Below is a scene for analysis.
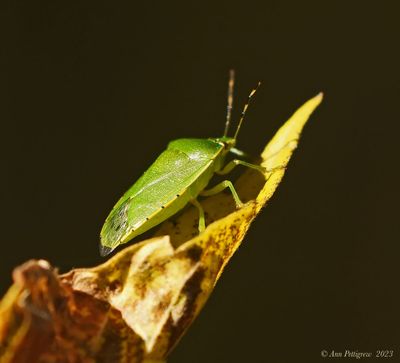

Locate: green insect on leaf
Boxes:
[100,72,296,256]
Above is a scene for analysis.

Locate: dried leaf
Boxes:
[0,93,323,362]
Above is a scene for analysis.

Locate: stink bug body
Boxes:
[100,71,265,256]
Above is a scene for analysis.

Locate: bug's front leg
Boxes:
[216,159,266,175]
[218,159,287,176]
[200,180,243,208]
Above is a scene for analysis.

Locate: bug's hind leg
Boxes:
[190,199,205,232]
[200,180,244,208]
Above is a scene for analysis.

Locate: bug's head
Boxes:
[212,136,236,150]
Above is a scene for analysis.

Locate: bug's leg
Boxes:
[200,180,244,208]
[230,138,299,166]
[190,199,205,232]
[216,159,266,175]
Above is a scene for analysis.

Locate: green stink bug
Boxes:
[100,71,266,256]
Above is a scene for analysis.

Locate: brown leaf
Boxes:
[0,94,322,362]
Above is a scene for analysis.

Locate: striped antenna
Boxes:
[223,69,235,137]
[233,81,261,140]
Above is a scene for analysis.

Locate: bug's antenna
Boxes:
[233,81,261,140]
[223,69,235,137]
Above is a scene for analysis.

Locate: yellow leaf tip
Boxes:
[304,92,324,111]
[315,91,324,102]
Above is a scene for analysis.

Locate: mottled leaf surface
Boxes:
[0,94,322,363]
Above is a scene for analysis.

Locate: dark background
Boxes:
[1,1,399,362]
